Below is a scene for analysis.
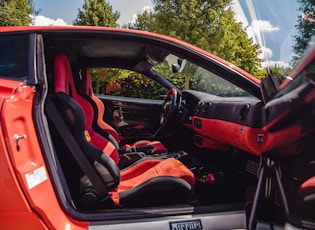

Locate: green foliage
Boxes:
[119,73,162,99]
[129,0,263,79]
[270,66,293,84]
[0,0,38,26]
[152,60,185,88]
[74,0,120,94]
[73,0,120,27]
[90,68,163,99]
[292,0,315,64]
[89,68,121,94]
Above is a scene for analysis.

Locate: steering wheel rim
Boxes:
[160,88,178,126]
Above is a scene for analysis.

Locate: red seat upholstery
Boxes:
[118,157,195,206]
[298,176,315,199]
[79,68,120,143]
[297,176,315,219]
[79,68,168,154]
[54,54,120,163]
[51,54,195,207]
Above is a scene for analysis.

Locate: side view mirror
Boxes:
[260,70,279,104]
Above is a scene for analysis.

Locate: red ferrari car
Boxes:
[0,26,314,229]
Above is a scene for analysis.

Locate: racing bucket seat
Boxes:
[48,54,195,208]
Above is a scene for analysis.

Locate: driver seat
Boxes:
[78,67,168,154]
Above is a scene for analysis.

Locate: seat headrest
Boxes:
[54,54,76,96]
[81,68,93,97]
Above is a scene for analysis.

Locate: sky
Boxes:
[34,0,152,26]
[33,0,301,67]
[238,0,300,66]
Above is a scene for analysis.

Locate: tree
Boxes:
[73,0,120,27]
[270,66,293,84]
[0,0,38,26]
[292,0,315,64]
[129,0,265,83]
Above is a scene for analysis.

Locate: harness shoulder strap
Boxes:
[44,96,114,205]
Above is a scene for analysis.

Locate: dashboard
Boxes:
[180,82,315,157]
[181,90,264,155]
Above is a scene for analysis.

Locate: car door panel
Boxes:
[0,81,84,229]
[98,95,164,140]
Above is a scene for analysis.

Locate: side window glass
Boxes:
[90,68,165,99]
[0,35,29,79]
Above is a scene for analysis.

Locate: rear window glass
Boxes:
[0,35,29,79]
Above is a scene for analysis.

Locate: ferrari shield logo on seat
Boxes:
[84,130,91,142]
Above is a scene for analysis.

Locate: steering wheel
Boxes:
[160,88,178,126]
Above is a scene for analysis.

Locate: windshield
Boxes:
[235,1,315,98]
[236,1,299,70]
[152,1,312,99]
[153,54,250,97]
[275,56,315,98]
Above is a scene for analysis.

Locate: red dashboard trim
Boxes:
[192,117,264,156]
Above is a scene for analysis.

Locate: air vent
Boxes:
[203,101,212,113]
[240,104,250,120]
[194,118,202,129]
[194,102,204,113]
